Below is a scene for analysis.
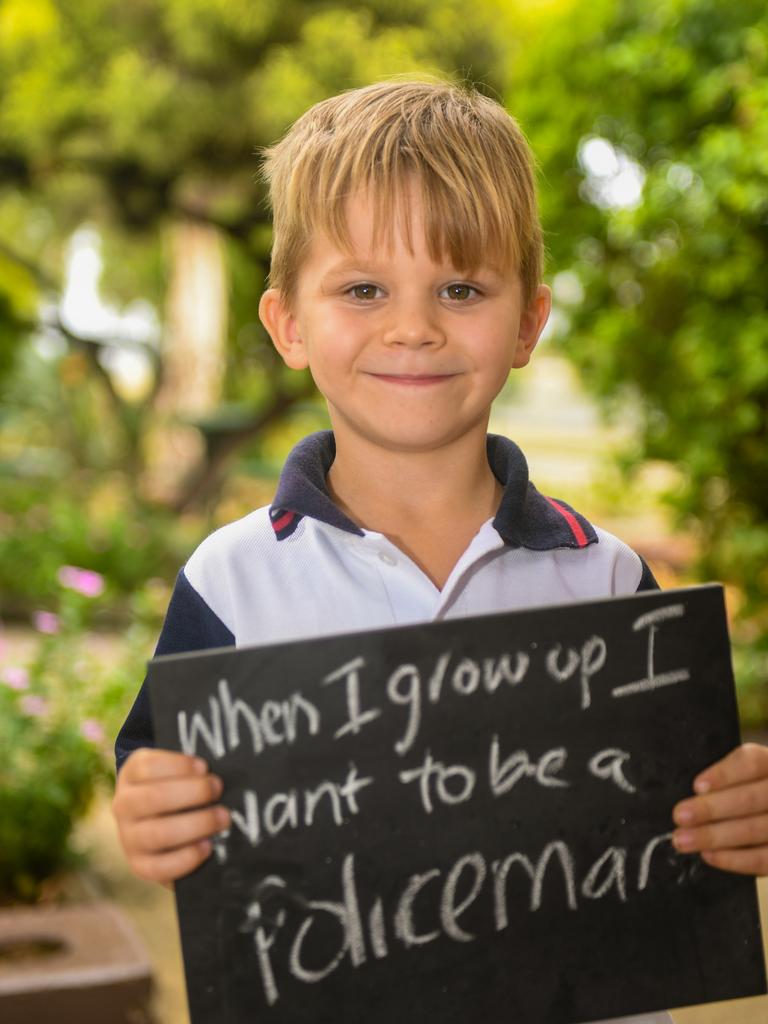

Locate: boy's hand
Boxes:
[112,748,231,885]
[672,742,768,876]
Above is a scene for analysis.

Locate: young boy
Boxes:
[113,78,768,1023]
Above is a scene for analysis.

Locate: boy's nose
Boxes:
[382,300,447,348]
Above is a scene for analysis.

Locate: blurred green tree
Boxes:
[0,0,516,513]
[508,0,768,672]
[2,0,767,685]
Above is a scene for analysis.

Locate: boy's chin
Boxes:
[331,420,489,457]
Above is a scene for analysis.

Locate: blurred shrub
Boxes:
[0,567,160,903]
[0,470,199,618]
[734,644,768,733]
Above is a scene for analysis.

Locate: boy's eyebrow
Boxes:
[322,258,504,280]
[322,258,386,276]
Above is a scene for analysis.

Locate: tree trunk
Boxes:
[143,219,228,504]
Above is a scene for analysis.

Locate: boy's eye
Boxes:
[348,283,382,301]
[442,283,477,301]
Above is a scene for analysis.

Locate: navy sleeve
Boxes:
[114,569,235,772]
[636,555,660,592]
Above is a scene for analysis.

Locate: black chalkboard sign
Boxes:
[148,584,767,1024]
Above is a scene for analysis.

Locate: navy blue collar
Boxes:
[269,430,597,551]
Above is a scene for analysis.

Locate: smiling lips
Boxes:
[366,372,460,386]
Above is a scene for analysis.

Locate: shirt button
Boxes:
[378,550,397,566]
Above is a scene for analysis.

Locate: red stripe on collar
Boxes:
[270,510,297,534]
[544,496,589,548]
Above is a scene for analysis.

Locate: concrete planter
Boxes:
[0,901,152,1024]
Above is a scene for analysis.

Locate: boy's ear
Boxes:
[512,284,552,368]
[258,288,309,370]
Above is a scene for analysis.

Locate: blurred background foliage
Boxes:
[0,0,766,721]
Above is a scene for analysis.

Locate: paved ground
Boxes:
[75,800,188,1024]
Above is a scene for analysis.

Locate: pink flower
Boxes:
[32,610,60,634]
[1,666,30,690]
[57,565,105,598]
[20,694,49,717]
[80,718,105,743]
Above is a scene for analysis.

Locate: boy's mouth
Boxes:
[365,372,460,386]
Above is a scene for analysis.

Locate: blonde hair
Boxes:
[258,76,544,309]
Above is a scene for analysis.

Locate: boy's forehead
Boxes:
[338,186,419,254]
[308,190,507,278]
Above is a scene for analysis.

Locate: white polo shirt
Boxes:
[116,431,671,1024]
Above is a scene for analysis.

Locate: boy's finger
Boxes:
[131,840,214,884]
[701,847,768,877]
[120,748,208,783]
[693,742,768,794]
[128,805,231,854]
[673,813,768,855]
[674,778,768,826]
[115,773,223,819]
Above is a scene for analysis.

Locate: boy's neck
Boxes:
[326,427,503,588]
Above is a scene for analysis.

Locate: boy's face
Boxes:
[259,186,551,458]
